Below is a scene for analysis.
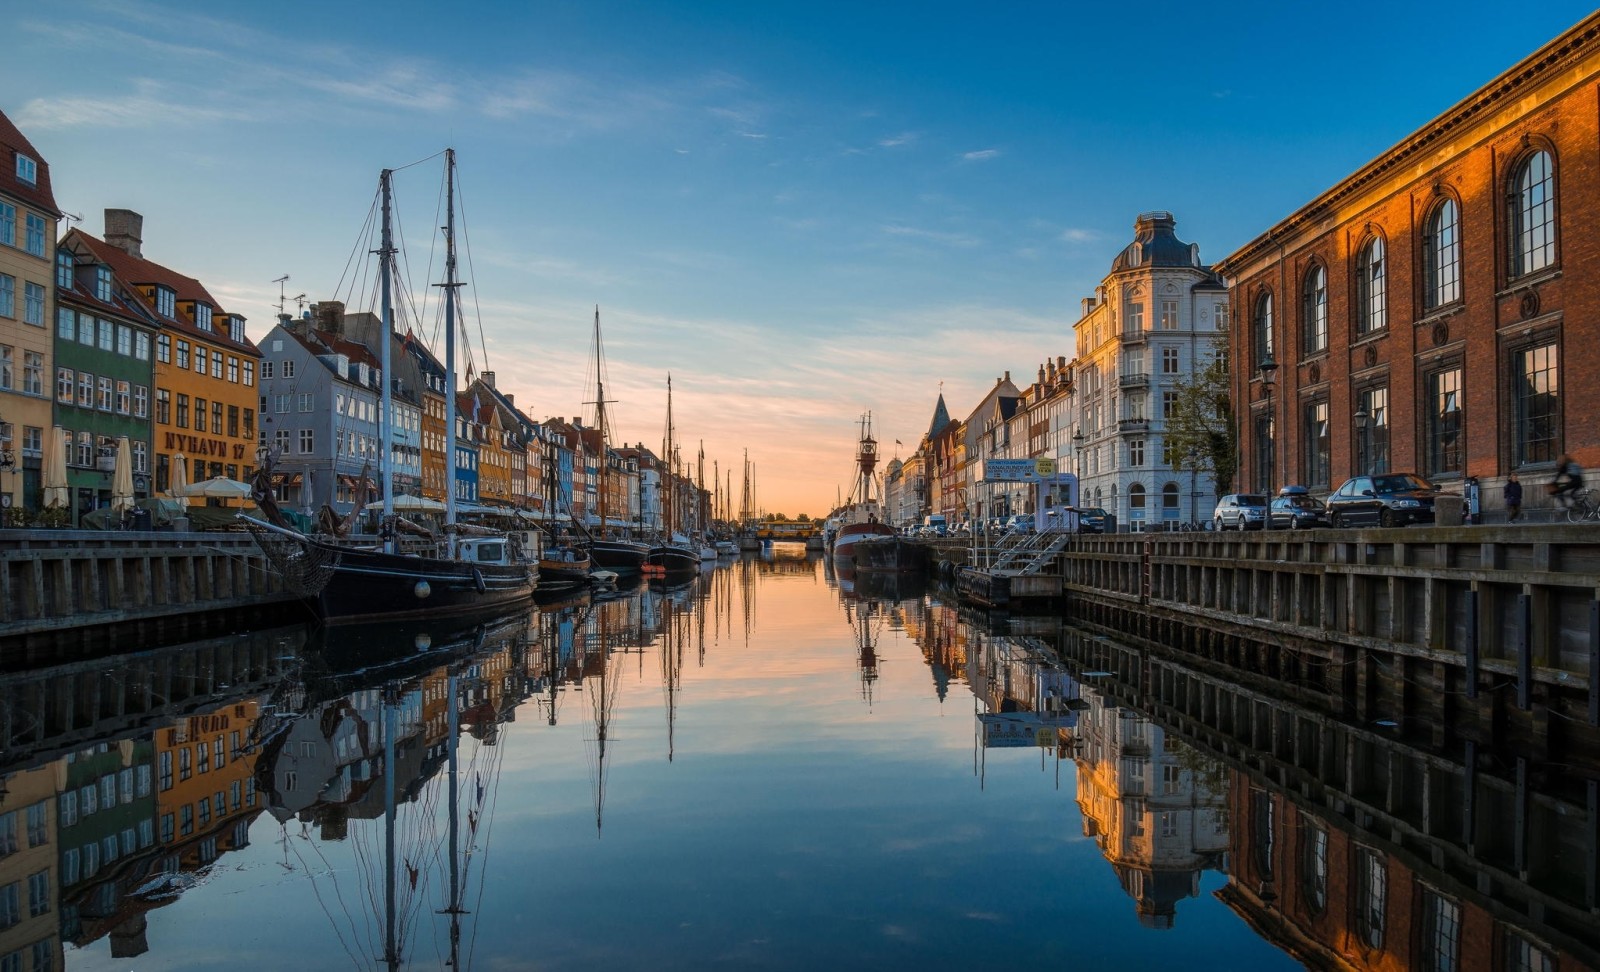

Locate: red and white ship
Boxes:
[828,412,895,563]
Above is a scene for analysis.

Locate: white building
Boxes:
[1067,213,1227,531]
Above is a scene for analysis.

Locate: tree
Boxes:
[1164,338,1237,496]
[796,513,810,522]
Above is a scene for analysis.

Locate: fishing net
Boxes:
[243,521,340,597]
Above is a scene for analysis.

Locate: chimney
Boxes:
[315,301,345,337]
[504,393,514,406]
[104,209,144,258]
[1003,370,1010,383]
[483,371,495,388]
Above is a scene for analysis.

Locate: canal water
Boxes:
[3,547,1594,970]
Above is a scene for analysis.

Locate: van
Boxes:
[922,514,947,536]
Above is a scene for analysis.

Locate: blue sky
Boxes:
[5,0,1595,514]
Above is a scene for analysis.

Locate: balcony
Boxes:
[1120,329,1147,345]
[1118,418,1150,434]
[1118,372,1149,389]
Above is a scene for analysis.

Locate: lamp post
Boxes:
[1259,354,1278,528]
[1354,405,1370,477]
[0,448,13,528]
[1072,430,1086,509]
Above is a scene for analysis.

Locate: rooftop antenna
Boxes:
[272,275,290,315]
[61,211,83,228]
[293,293,308,313]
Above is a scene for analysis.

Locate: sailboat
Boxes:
[829,412,895,564]
[245,152,537,622]
[647,376,700,577]
[582,308,650,577]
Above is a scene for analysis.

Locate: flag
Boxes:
[895,439,903,445]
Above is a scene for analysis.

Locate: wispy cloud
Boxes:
[880,224,981,248]
[16,80,255,130]
[960,148,1001,162]
[1059,228,1099,243]
[878,132,919,148]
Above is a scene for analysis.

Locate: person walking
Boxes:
[1505,473,1523,522]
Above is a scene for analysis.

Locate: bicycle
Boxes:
[1564,488,1600,523]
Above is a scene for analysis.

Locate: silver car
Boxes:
[1212,493,1269,530]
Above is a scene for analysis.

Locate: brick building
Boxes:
[1217,13,1600,513]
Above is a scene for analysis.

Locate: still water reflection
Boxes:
[1,551,1593,970]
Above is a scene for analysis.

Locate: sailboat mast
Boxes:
[594,308,608,537]
[442,149,461,556]
[378,169,397,552]
[383,691,399,970]
[444,667,464,959]
[663,375,674,539]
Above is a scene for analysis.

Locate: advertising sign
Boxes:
[980,459,1038,483]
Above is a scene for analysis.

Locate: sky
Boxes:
[4,0,1596,516]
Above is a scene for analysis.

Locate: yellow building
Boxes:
[78,212,260,495]
[0,763,63,972]
[153,701,263,869]
[0,110,60,516]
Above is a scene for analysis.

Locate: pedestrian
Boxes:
[1505,473,1522,522]
[1551,454,1583,509]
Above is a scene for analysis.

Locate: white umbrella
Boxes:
[180,476,254,500]
[168,451,190,508]
[41,426,69,509]
[364,494,447,513]
[111,436,135,514]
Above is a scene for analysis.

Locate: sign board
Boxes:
[1035,458,1055,476]
[980,459,1038,483]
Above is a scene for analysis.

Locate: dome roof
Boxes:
[1110,212,1201,273]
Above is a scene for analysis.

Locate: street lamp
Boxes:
[1072,430,1086,508]
[1259,354,1278,528]
[1354,405,1370,477]
[0,448,12,528]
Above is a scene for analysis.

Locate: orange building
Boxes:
[153,701,263,869]
[78,212,260,494]
[401,331,449,502]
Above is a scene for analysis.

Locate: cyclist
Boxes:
[1551,454,1583,509]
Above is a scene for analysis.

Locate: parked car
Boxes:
[1074,507,1108,534]
[1212,494,1269,530]
[1326,473,1438,527]
[1269,492,1331,529]
[1005,513,1035,534]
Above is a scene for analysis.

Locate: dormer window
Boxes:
[55,249,73,290]
[15,155,36,186]
[194,302,213,331]
[94,267,112,303]
[155,286,176,318]
[228,315,245,342]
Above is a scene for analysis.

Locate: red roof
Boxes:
[75,233,259,356]
[0,108,59,216]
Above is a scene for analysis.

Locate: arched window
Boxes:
[1510,150,1556,278]
[1423,199,1460,309]
[1300,819,1328,914]
[1129,483,1145,508]
[1253,292,1274,366]
[1161,482,1180,520]
[1356,237,1386,334]
[1301,264,1327,354]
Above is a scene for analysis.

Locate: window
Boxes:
[1355,847,1387,949]
[77,312,93,345]
[282,359,296,379]
[94,266,112,302]
[194,302,213,331]
[26,870,47,917]
[56,368,72,404]
[197,741,210,774]
[97,376,113,412]
[1419,889,1460,972]
[0,883,17,929]
[1161,482,1179,517]
[261,360,275,380]
[155,286,175,318]
[98,319,112,351]
[156,388,170,424]
[229,315,245,341]
[77,372,91,407]
[194,398,206,433]
[275,429,290,455]
[24,214,45,257]
[157,334,171,363]
[22,353,41,396]
[274,394,290,414]
[1161,347,1179,374]
[1301,264,1327,353]
[135,385,148,418]
[1513,342,1559,466]
[211,350,223,378]
[20,427,39,458]
[1426,367,1462,478]
[212,401,222,433]
[136,331,150,360]
[160,814,173,843]
[1254,412,1274,493]
[56,306,73,340]
[1159,300,1179,330]
[192,344,206,373]
[176,340,190,370]
[1356,237,1386,334]
[159,751,173,790]
[1357,386,1389,474]
[0,274,11,317]
[243,408,254,437]
[0,203,11,246]
[55,247,73,288]
[1125,298,1144,335]
[1422,199,1461,309]
[15,154,36,185]
[227,405,239,437]
[1303,400,1330,487]
[243,360,254,386]
[180,804,194,836]
[75,432,92,468]
[115,381,130,414]
[1253,292,1273,365]
[298,392,314,412]
[1129,439,1145,467]
[116,324,131,356]
[0,346,10,390]
[227,356,239,383]
[1299,819,1328,913]
[299,429,315,454]
[1162,390,1177,419]
[1510,150,1556,277]
[0,813,12,856]
[1505,933,1557,972]
[179,747,192,781]
[134,440,147,473]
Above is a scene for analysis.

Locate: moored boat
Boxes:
[851,535,928,573]
[830,412,895,562]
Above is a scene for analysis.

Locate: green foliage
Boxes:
[1163,338,1237,496]
[796,513,810,522]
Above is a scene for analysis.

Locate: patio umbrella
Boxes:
[180,476,254,500]
[111,436,135,514]
[41,426,69,509]
[364,494,447,513]
[168,451,190,507]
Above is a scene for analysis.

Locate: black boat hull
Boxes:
[589,539,650,576]
[851,537,929,573]
[315,543,536,624]
[646,545,700,576]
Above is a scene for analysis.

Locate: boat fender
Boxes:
[414,580,432,599]
[472,567,487,594]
